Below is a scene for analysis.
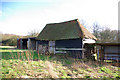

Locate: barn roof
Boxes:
[36,19,97,40]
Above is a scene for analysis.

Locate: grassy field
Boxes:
[1,46,120,79]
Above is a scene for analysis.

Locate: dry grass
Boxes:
[2,57,120,78]
[1,47,120,78]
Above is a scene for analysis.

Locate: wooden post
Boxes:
[36,41,38,51]
[28,38,30,49]
[82,50,85,59]
[48,41,55,54]
[100,46,104,61]
[97,49,99,61]
[102,46,105,61]
[17,38,19,49]
[54,41,56,54]
[54,46,55,54]
[20,39,22,49]
[100,46,102,61]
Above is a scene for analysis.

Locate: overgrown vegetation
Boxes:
[1,29,39,46]
[1,34,23,46]
[1,46,120,79]
[92,23,120,43]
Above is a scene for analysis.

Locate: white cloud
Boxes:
[53,0,118,30]
[1,0,119,35]
[39,0,119,30]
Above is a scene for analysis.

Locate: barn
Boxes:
[17,37,36,50]
[36,19,97,58]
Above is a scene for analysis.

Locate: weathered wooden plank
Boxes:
[97,49,99,61]
[104,54,120,57]
[104,53,120,54]
[104,56,120,59]
[55,51,67,53]
[104,57,120,60]
[56,48,85,51]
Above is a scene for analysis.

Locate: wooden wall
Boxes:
[56,38,83,59]
[56,38,82,48]
[37,39,84,58]
[99,45,120,61]
[36,40,49,54]
[103,46,120,61]
[28,38,36,50]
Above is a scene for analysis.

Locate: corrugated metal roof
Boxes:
[36,19,97,40]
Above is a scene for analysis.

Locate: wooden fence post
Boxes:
[97,49,99,61]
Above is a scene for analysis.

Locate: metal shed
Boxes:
[96,43,120,61]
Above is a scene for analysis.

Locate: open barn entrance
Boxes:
[17,37,36,50]
[22,39,28,49]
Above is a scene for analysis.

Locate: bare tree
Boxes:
[27,29,39,37]
[92,22,101,42]
[79,19,93,33]
[92,22,119,43]
[99,27,111,42]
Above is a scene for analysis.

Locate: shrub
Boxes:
[2,38,17,46]
[100,67,112,73]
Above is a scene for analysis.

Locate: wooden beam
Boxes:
[56,48,85,51]
[104,57,120,60]
[104,54,120,57]
[55,51,67,53]
[97,49,99,61]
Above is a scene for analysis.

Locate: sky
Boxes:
[0,0,120,36]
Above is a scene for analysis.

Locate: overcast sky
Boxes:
[0,0,119,36]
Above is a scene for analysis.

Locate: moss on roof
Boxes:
[36,19,97,40]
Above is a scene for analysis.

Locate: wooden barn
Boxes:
[36,19,97,58]
[17,37,36,50]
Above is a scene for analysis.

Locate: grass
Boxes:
[1,46,120,78]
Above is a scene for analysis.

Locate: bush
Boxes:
[2,38,17,46]
[100,67,112,73]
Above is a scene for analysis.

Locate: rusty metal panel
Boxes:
[104,46,120,53]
